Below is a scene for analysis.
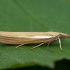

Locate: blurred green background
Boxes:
[0,0,70,69]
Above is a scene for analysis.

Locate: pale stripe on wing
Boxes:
[16,36,54,39]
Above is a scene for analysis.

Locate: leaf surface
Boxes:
[0,0,70,69]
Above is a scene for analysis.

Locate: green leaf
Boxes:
[0,0,70,69]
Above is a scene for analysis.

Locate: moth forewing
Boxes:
[16,35,55,48]
[0,31,70,50]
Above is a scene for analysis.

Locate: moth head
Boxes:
[59,33,70,39]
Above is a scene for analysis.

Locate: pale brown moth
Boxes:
[0,31,70,50]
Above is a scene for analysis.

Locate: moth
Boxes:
[0,31,70,50]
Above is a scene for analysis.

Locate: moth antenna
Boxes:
[31,42,44,50]
[58,38,62,50]
[48,29,53,32]
[16,44,24,48]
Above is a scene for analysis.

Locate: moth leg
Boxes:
[16,44,25,48]
[58,38,62,50]
[31,42,44,50]
[47,41,51,47]
[46,41,51,49]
